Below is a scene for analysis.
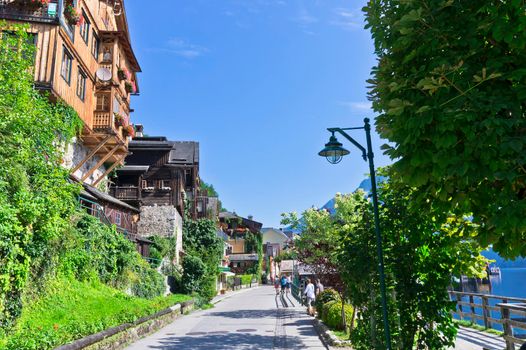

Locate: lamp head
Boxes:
[318,133,350,164]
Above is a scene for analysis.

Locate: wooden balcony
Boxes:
[0,0,59,24]
[92,111,127,140]
[110,186,140,201]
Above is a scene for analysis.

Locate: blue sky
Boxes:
[126,0,393,227]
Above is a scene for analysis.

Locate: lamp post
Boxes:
[318,117,392,350]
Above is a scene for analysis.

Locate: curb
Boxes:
[312,317,353,349]
[53,300,194,350]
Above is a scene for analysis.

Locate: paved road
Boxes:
[125,286,327,350]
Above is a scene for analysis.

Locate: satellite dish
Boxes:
[96,67,112,82]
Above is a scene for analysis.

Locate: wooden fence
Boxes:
[449,290,526,349]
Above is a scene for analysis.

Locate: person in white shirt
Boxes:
[303,278,315,316]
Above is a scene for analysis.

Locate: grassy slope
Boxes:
[0,278,191,350]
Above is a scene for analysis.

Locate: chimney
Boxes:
[135,124,144,137]
[248,215,253,220]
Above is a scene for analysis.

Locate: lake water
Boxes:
[489,268,526,298]
[453,268,526,333]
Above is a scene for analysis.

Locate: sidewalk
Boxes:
[450,326,507,350]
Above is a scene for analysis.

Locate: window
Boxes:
[114,212,121,226]
[60,47,72,84]
[95,93,110,111]
[79,11,90,44]
[91,31,99,59]
[76,68,86,101]
[113,96,120,114]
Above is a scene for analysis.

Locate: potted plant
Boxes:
[117,69,126,81]
[16,0,50,9]
[64,0,80,26]
[114,113,125,127]
[123,124,135,138]
[124,81,133,94]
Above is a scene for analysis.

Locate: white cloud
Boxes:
[149,38,209,59]
[339,101,372,111]
[330,7,362,30]
[294,8,318,25]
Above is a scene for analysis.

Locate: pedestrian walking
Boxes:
[274,275,280,295]
[303,278,315,316]
[315,279,324,297]
[280,275,287,295]
[286,275,292,295]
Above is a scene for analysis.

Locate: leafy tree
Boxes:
[281,209,348,329]
[181,218,223,303]
[364,1,526,257]
[200,181,219,197]
[335,176,486,349]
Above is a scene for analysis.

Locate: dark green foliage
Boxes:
[285,170,487,349]
[131,262,166,299]
[322,301,353,331]
[274,250,297,263]
[181,255,207,294]
[200,181,219,197]
[315,289,341,316]
[244,231,263,278]
[364,1,526,257]
[147,236,176,268]
[180,218,224,304]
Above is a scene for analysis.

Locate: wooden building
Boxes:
[219,212,263,274]
[109,135,205,264]
[79,182,152,257]
[109,136,199,217]
[0,0,141,186]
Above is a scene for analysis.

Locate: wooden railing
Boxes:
[0,0,59,23]
[110,186,139,201]
[93,111,125,140]
[449,291,526,349]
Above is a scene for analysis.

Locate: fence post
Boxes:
[457,294,463,321]
[500,304,515,350]
[470,295,476,324]
[482,296,491,329]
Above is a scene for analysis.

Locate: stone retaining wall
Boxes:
[54,300,194,350]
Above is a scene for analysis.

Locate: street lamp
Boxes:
[318,117,392,350]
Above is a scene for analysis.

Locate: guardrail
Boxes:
[449,290,526,349]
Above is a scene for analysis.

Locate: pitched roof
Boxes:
[83,183,140,213]
[168,141,199,165]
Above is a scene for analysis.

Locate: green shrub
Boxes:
[315,288,341,316]
[238,274,253,286]
[180,255,207,294]
[323,301,353,330]
[130,259,166,299]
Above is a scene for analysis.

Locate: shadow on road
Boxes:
[146,332,311,350]
[208,309,277,319]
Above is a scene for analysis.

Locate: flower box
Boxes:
[124,82,133,94]
[64,0,80,26]
[117,69,126,81]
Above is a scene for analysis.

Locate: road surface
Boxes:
[125,286,327,350]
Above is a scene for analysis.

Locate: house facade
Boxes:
[109,134,204,264]
[0,0,140,187]
[219,212,263,274]
[261,227,291,279]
